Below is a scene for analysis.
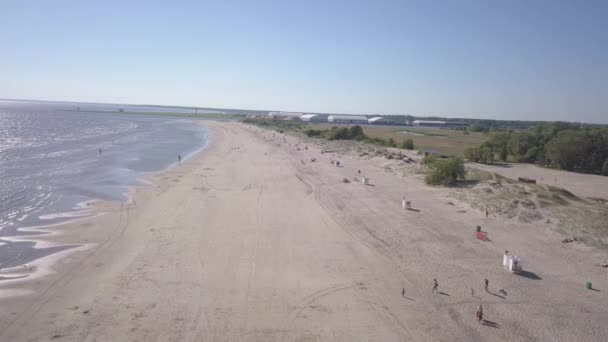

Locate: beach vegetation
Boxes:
[399,138,415,150]
[424,157,466,186]
[466,122,608,175]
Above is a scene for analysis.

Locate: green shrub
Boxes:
[304,129,323,137]
[348,125,366,141]
[424,157,466,186]
[400,138,415,150]
[325,127,350,140]
[421,155,437,165]
[464,147,481,162]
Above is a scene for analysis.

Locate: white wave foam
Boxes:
[39,210,93,220]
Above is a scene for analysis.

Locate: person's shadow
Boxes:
[487,290,506,299]
[481,320,500,328]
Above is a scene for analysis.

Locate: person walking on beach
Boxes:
[402,288,405,297]
[485,208,489,218]
[484,278,489,292]
[476,305,483,322]
[432,279,438,293]
[402,197,407,210]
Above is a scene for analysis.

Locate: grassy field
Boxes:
[307,124,488,156]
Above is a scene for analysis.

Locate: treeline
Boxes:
[242,118,416,149]
[464,122,608,175]
[304,126,415,149]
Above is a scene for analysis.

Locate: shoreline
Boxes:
[0,120,211,285]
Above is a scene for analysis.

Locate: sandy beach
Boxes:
[1,121,607,341]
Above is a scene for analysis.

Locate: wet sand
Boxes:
[0,121,606,341]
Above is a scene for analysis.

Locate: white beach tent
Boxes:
[503,253,522,273]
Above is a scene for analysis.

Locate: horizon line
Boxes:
[1,97,604,126]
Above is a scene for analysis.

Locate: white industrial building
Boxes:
[368,116,384,124]
[413,120,446,127]
[268,111,303,120]
[299,114,317,122]
[327,115,368,124]
[412,120,467,128]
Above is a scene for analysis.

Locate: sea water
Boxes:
[0,100,209,270]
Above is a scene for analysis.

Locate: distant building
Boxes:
[299,114,317,122]
[368,116,384,124]
[412,120,467,128]
[300,114,330,123]
[268,111,303,120]
[445,121,468,128]
[413,120,446,127]
[327,115,368,124]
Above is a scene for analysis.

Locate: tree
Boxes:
[347,125,366,141]
[400,139,414,150]
[425,157,466,186]
[326,127,350,140]
[464,147,481,162]
[499,145,508,161]
[507,132,538,162]
[603,159,608,176]
[479,145,495,164]
[469,123,489,132]
[545,131,587,170]
[486,133,510,161]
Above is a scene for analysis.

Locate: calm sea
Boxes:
[0,100,208,271]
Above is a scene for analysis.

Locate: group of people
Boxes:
[399,278,492,323]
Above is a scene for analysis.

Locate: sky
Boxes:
[1,0,606,123]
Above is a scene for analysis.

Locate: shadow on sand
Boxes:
[406,208,421,212]
[516,270,542,280]
[484,162,512,168]
[487,291,506,299]
[454,180,479,188]
[482,320,501,328]
[438,292,450,296]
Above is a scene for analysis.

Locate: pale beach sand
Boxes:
[0,121,606,341]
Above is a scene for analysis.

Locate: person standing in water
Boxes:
[178,155,182,164]
[98,148,102,155]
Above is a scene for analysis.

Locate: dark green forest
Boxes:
[464,122,608,175]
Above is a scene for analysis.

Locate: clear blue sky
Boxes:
[1,0,606,123]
